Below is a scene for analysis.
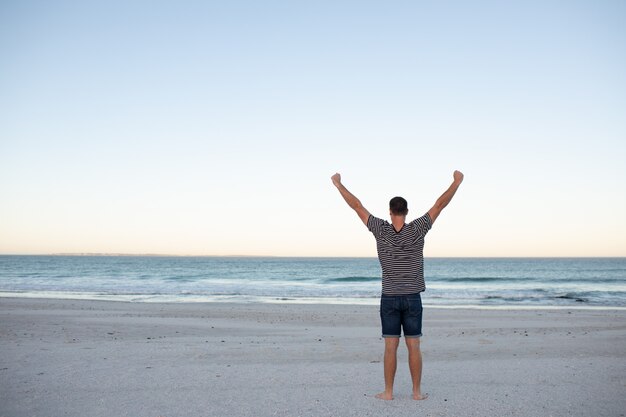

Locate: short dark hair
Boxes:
[389,196,408,215]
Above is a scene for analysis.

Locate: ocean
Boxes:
[0,256,625,309]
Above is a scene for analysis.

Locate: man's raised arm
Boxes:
[427,170,464,225]
[331,173,371,226]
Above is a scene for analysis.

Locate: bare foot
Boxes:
[412,392,429,400]
[375,391,393,400]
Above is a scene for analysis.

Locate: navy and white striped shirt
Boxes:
[367,213,432,295]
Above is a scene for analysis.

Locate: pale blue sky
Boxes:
[1,0,625,256]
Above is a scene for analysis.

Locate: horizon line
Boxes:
[0,253,625,259]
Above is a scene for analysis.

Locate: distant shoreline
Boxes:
[1,293,625,311]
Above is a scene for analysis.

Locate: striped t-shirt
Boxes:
[367,213,432,295]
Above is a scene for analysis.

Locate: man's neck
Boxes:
[390,215,406,232]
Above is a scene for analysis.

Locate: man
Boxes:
[331,170,464,401]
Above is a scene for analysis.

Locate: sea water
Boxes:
[0,256,625,308]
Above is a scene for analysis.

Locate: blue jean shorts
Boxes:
[380,293,423,338]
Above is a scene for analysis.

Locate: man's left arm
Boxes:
[427,170,464,225]
[331,173,370,226]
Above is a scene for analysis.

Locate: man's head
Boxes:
[389,196,408,216]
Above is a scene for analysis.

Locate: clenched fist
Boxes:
[331,173,342,186]
[453,170,464,183]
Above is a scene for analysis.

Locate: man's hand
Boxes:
[453,170,464,184]
[331,173,341,186]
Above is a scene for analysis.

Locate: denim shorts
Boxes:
[380,293,423,338]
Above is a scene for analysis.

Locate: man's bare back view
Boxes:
[331,170,464,400]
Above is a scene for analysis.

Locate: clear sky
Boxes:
[1,0,625,257]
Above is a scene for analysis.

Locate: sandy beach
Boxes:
[1,297,625,417]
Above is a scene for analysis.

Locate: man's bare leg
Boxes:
[406,337,428,400]
[376,337,399,400]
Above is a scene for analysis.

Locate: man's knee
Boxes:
[405,337,421,350]
[384,337,400,352]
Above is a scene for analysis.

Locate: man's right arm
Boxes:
[331,173,371,226]
[427,170,464,225]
